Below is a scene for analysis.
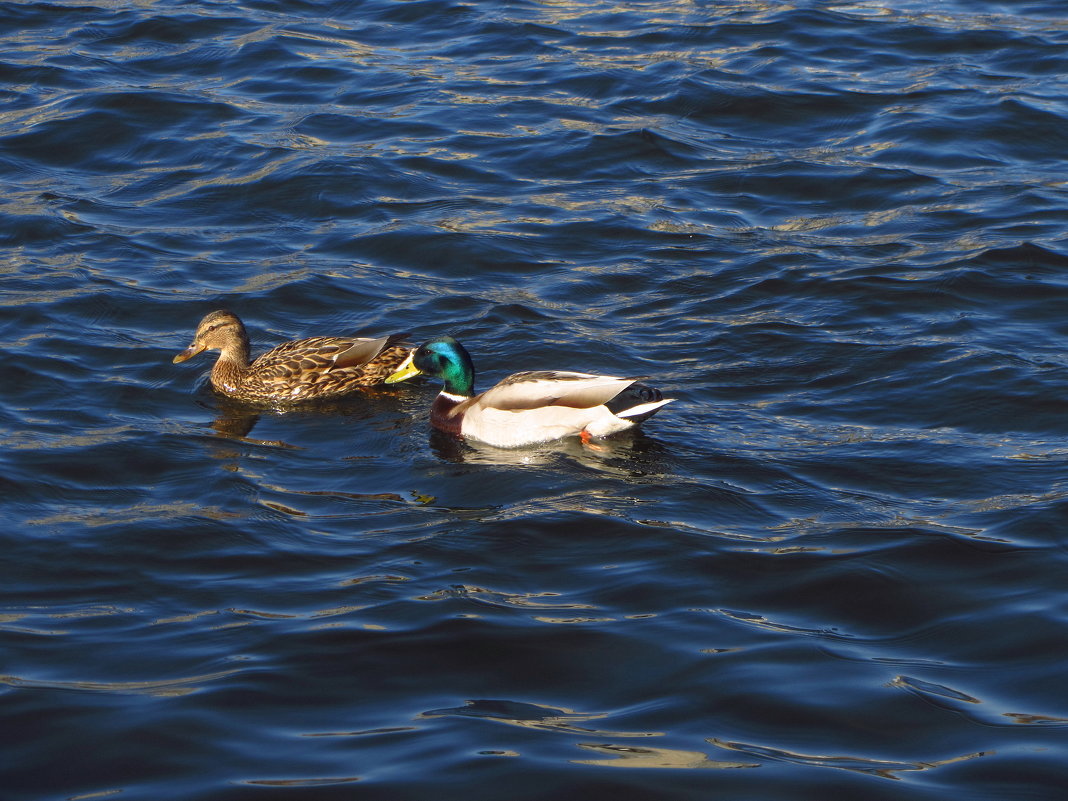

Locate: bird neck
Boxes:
[440,355,474,397]
[211,339,251,390]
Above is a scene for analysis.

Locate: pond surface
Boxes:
[2,1,1067,798]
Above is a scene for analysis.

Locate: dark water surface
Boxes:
[3,1,1068,798]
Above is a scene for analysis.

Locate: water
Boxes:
[2,1,1067,798]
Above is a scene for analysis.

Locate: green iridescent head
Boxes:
[385,335,475,396]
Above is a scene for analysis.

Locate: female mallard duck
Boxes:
[385,335,673,447]
[173,309,411,403]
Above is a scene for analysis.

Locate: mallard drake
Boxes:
[173,309,410,403]
[385,335,673,447]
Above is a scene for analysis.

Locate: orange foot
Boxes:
[580,429,607,451]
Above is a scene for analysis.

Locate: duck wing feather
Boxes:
[476,370,637,412]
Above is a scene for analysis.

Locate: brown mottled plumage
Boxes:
[173,310,410,403]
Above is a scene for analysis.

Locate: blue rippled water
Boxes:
[3,1,1068,798]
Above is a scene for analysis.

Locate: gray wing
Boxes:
[328,336,393,370]
[478,370,636,411]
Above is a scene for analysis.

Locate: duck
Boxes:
[385,335,673,447]
[173,309,411,403]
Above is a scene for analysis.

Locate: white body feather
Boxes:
[456,372,673,448]
[387,343,674,448]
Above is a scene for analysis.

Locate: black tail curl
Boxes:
[604,382,664,416]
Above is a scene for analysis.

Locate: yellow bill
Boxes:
[173,343,206,364]
[384,352,422,384]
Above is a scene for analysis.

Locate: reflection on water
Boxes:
[240,776,362,787]
[203,390,412,444]
[209,405,260,440]
[428,426,676,477]
[708,738,989,781]
[891,676,1068,729]
[4,0,1068,798]
[416,584,597,611]
[419,699,661,738]
[0,669,240,698]
[575,743,759,770]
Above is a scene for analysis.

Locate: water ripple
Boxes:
[3,1,1068,799]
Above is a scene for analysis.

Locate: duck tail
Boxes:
[605,382,674,422]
